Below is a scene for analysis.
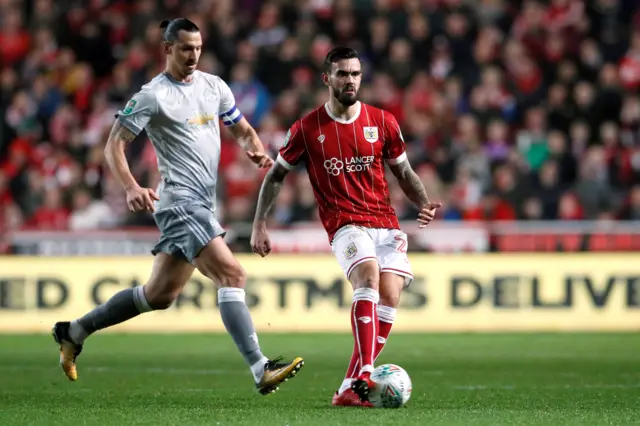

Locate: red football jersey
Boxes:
[277,101,407,242]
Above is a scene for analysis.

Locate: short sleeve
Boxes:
[218,79,244,127]
[276,121,305,170]
[383,112,408,165]
[116,90,157,136]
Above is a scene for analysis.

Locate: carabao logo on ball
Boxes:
[369,364,412,409]
[376,364,402,377]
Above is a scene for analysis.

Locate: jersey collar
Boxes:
[324,101,361,124]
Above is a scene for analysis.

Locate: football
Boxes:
[368,364,412,408]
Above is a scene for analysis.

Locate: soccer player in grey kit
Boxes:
[51,18,304,395]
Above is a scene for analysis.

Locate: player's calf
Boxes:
[143,282,185,310]
[351,273,403,402]
[375,272,404,360]
[66,262,190,343]
[338,343,361,395]
[196,240,267,374]
[53,286,162,381]
[338,272,402,395]
[339,303,397,393]
[333,260,381,399]
[196,237,305,393]
[349,261,380,375]
[375,305,396,359]
[52,254,193,381]
[64,285,154,347]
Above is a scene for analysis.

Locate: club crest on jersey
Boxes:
[204,88,217,102]
[363,126,378,143]
[344,242,357,260]
[318,134,325,143]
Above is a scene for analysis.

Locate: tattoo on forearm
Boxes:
[108,120,136,144]
[255,165,288,222]
[105,120,138,190]
[392,161,430,208]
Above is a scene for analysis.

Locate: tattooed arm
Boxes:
[389,159,442,227]
[104,120,158,212]
[104,120,138,190]
[253,162,289,225]
[389,159,430,208]
[251,162,290,256]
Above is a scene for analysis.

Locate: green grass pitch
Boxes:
[0,333,639,425]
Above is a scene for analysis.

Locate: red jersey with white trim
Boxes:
[277,102,407,242]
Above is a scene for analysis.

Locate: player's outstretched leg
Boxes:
[345,272,406,402]
[52,253,194,381]
[333,301,396,403]
[346,260,380,403]
[195,237,304,395]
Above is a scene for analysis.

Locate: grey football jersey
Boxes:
[116,70,243,212]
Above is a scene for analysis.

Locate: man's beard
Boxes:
[333,86,358,106]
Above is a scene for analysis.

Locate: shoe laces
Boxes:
[265,356,288,369]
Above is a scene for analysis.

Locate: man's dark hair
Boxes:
[324,47,360,72]
[159,18,200,43]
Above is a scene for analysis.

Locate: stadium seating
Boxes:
[0,0,638,245]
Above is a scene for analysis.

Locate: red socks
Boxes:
[341,292,401,391]
[375,305,396,359]
[350,287,379,375]
[343,307,395,378]
[344,343,360,382]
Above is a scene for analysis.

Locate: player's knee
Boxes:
[379,293,400,309]
[353,273,379,290]
[219,266,247,289]
[379,272,406,308]
[351,261,380,290]
[362,274,378,289]
[143,282,181,310]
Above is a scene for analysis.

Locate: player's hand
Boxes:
[251,225,272,257]
[246,151,274,169]
[125,185,159,213]
[417,201,443,228]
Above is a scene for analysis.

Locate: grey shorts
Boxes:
[151,204,226,263]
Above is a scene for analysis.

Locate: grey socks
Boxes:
[69,286,151,344]
[218,287,268,381]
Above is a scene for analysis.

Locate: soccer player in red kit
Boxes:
[251,47,442,407]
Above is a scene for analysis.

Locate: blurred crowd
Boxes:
[0,0,639,237]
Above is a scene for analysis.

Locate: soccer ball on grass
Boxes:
[368,364,412,408]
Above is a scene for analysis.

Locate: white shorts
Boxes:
[331,225,413,287]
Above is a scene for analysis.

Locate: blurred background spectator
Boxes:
[0,0,638,238]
